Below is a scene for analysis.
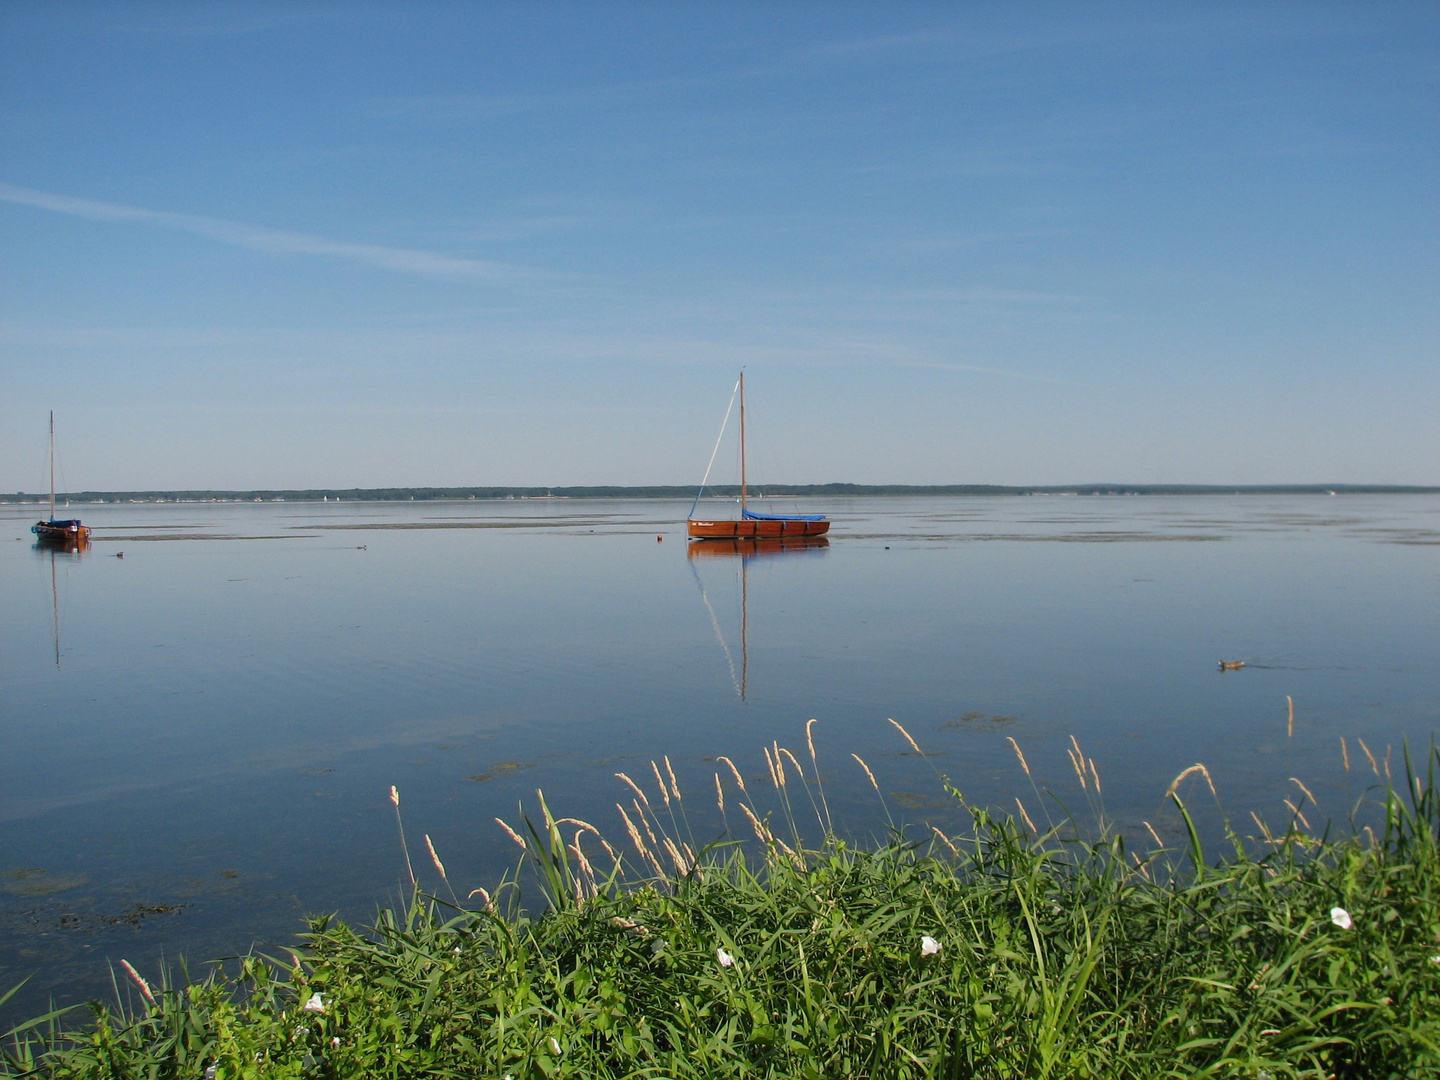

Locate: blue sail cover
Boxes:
[742,508,826,522]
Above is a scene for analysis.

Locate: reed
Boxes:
[5,731,1438,1079]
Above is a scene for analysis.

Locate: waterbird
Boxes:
[1218,660,1245,671]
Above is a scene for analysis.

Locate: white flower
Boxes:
[331,1036,340,1049]
[549,1037,561,1056]
[1430,955,1440,965]
[302,992,325,1013]
[920,935,942,956]
[716,947,735,967]
[1330,907,1353,930]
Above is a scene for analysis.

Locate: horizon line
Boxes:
[5,482,1438,504]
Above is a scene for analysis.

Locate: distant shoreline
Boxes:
[3,483,1438,505]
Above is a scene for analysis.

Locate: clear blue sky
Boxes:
[2,2,1436,490]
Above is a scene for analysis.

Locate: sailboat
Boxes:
[687,373,830,540]
[31,411,91,545]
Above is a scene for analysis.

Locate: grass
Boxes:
[4,729,1438,1079]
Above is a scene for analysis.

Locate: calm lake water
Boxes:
[2,495,1437,1020]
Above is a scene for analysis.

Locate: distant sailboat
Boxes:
[31,411,91,545]
[687,374,830,540]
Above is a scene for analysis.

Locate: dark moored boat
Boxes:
[687,373,830,540]
[31,412,91,545]
[33,518,90,543]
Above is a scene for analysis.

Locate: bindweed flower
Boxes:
[331,1036,340,1049]
[302,992,325,1014]
[920,935,942,956]
[1330,907,1353,930]
[717,947,735,968]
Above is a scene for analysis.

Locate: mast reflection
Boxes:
[687,535,828,699]
[34,538,88,668]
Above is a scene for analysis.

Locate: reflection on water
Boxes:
[686,535,830,559]
[688,535,829,699]
[0,495,1436,1022]
[34,541,88,669]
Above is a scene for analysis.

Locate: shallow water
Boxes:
[2,495,1436,1021]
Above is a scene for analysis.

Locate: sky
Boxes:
[1,2,1436,491]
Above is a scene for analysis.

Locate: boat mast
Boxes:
[737,374,748,512]
[48,410,55,522]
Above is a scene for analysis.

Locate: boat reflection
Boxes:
[687,535,827,700]
[32,536,91,556]
[686,535,829,560]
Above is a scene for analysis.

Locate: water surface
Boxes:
[2,495,1436,1020]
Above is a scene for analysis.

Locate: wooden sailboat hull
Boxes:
[687,517,830,539]
[32,521,91,543]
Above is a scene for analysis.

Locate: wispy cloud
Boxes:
[0,182,540,284]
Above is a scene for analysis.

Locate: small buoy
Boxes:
[657,535,663,542]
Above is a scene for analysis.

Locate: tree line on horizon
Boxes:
[4,483,1437,504]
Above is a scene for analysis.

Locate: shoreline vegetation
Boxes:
[4,729,1437,1079]
[4,484,1439,506]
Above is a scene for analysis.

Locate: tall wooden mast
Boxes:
[737,374,748,512]
[48,410,56,522]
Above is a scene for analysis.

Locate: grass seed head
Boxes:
[851,753,880,793]
[888,718,923,755]
[718,755,746,793]
[495,817,528,851]
[119,959,156,1007]
[1357,738,1379,776]
[616,772,651,808]
[1006,737,1032,778]
[664,755,681,801]
[1165,764,1217,800]
[931,826,962,858]
[1015,798,1038,835]
[650,760,670,806]
[424,834,447,880]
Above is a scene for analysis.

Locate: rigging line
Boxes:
[688,377,742,519]
[687,558,741,699]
